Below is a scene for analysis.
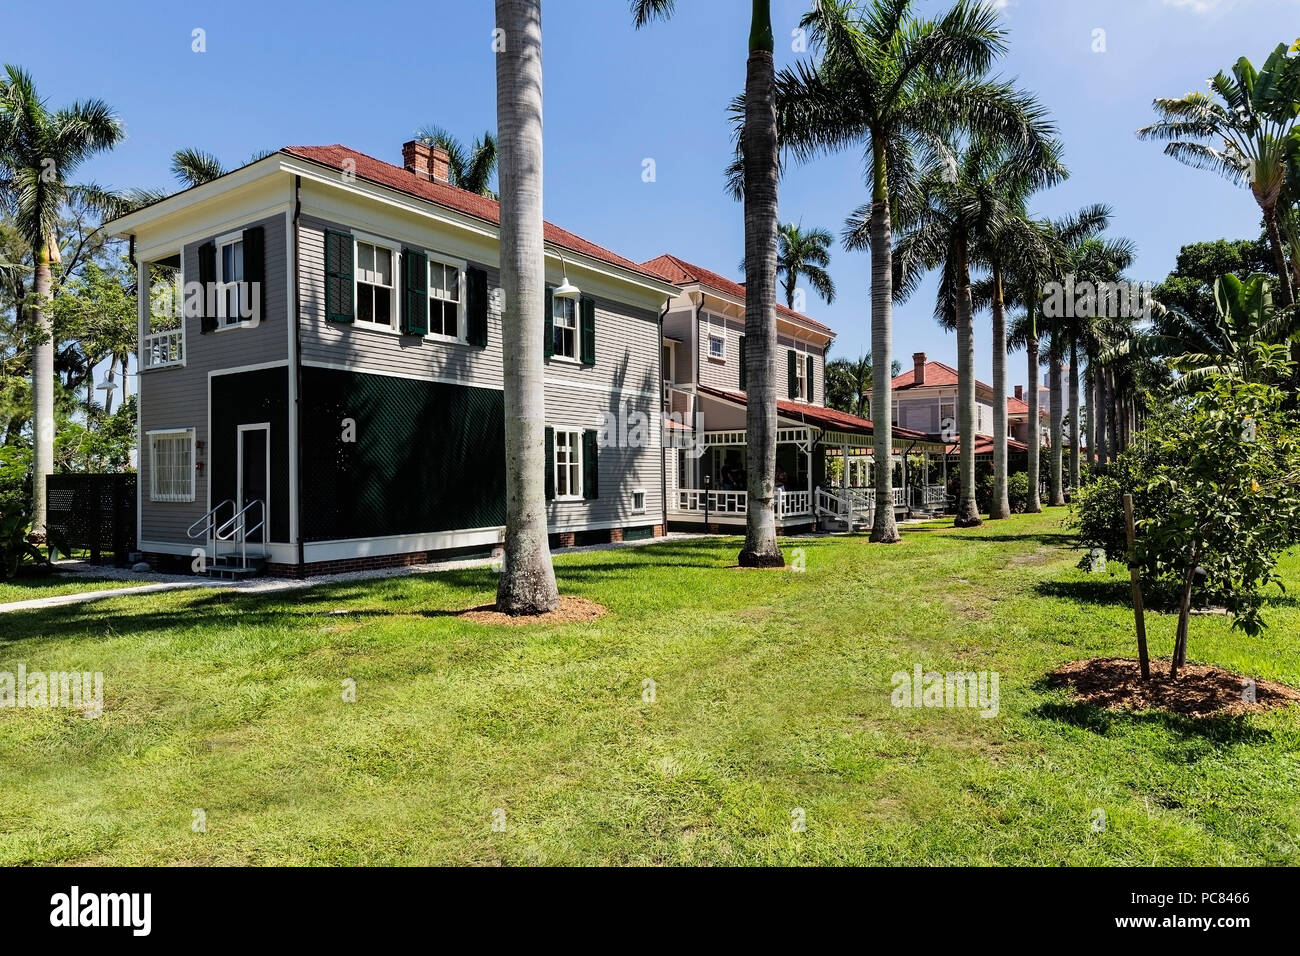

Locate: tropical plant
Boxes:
[634,0,785,566]
[777,0,1046,540]
[775,221,835,308]
[825,353,899,418]
[0,65,124,536]
[413,125,499,197]
[1138,43,1300,307]
[1073,345,1300,677]
[869,126,1056,527]
[0,444,44,578]
[493,0,558,613]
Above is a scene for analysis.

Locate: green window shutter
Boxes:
[787,349,797,399]
[325,230,354,323]
[582,429,599,500]
[806,354,815,403]
[401,248,428,335]
[544,426,555,501]
[242,226,265,323]
[580,295,596,365]
[543,286,554,357]
[738,335,746,391]
[198,242,217,334]
[466,267,488,346]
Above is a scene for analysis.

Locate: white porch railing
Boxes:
[915,483,947,508]
[142,328,184,369]
[672,488,812,520]
[816,485,875,525]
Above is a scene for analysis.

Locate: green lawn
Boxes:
[0,573,142,604]
[1,508,1297,865]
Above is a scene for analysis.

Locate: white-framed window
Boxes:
[939,397,955,423]
[794,350,807,401]
[216,233,245,327]
[552,296,578,359]
[428,254,465,339]
[631,489,646,514]
[554,429,583,500]
[355,237,396,328]
[707,327,726,361]
[148,428,195,502]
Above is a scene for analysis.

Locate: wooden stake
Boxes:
[1123,494,1150,680]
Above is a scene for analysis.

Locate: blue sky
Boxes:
[7,0,1295,388]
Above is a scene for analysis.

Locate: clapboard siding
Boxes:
[297,213,663,540]
[139,212,289,545]
[694,312,825,405]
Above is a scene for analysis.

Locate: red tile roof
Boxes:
[895,359,1030,415]
[892,359,960,389]
[640,253,835,337]
[944,435,1030,456]
[281,145,673,284]
[697,386,932,442]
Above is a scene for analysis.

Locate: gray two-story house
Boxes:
[108,140,678,576]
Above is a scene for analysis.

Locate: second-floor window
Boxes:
[355,240,395,327]
[707,331,725,360]
[217,235,245,326]
[428,257,463,339]
[553,296,577,359]
[795,352,807,401]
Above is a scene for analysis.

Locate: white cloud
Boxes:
[1161,0,1234,14]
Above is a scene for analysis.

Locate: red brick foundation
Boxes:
[608,528,624,543]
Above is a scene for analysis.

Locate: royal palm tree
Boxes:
[635,0,785,566]
[413,125,499,197]
[825,353,899,418]
[494,0,558,613]
[1139,44,1300,307]
[776,221,835,309]
[0,65,123,534]
[866,127,1054,527]
[968,138,1064,518]
[777,0,1046,541]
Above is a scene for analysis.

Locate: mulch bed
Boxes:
[1048,657,1300,718]
[457,595,608,626]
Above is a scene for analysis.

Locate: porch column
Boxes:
[841,444,849,490]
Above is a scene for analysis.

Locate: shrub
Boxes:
[0,446,45,580]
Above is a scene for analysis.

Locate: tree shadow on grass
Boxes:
[1031,697,1276,746]
[1034,578,1133,607]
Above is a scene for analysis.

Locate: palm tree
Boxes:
[969,139,1064,518]
[413,125,498,197]
[129,147,275,206]
[1138,44,1300,307]
[868,129,1054,527]
[825,353,899,418]
[635,0,785,567]
[776,0,1045,541]
[0,65,123,534]
[776,221,835,309]
[494,0,558,613]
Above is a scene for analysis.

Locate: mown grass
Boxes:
[0,508,1296,865]
[0,574,141,604]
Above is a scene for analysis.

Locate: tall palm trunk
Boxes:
[1047,335,1064,506]
[1106,366,1119,459]
[494,0,558,614]
[1025,301,1041,513]
[1095,363,1109,467]
[988,263,1009,519]
[1068,338,1080,491]
[738,0,783,567]
[31,241,55,535]
[954,237,981,527]
[1083,363,1094,469]
[868,139,901,542]
[1262,204,1295,306]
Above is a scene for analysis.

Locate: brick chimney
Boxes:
[1014,385,1023,401]
[912,352,927,386]
[402,140,451,183]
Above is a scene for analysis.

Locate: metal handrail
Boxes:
[214,498,264,570]
[188,499,234,539]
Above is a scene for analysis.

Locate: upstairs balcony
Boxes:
[139,257,184,371]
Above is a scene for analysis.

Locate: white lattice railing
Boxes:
[142,329,184,369]
[778,490,811,517]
